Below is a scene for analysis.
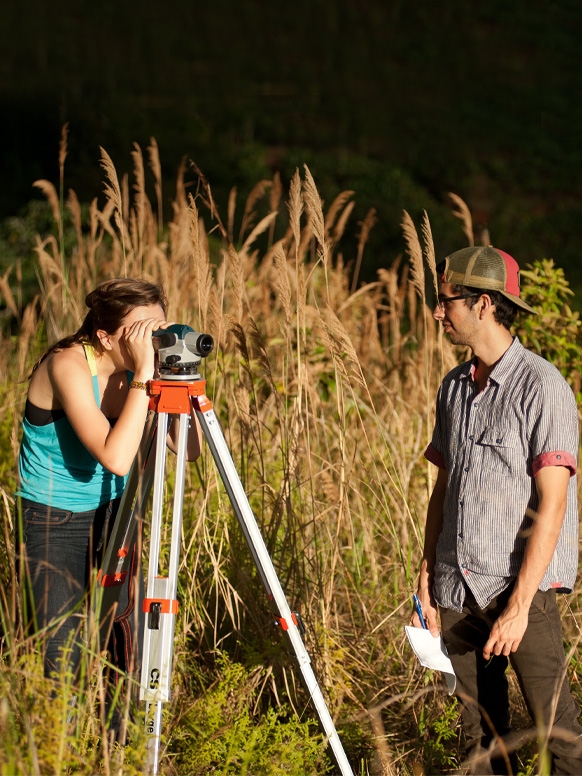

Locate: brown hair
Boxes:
[32,278,167,372]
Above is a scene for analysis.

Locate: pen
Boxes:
[412,593,428,629]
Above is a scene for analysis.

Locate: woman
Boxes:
[16,277,201,687]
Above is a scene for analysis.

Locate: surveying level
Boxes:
[95,324,354,776]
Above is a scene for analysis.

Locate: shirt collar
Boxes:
[459,337,523,386]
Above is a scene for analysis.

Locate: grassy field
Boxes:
[0,137,581,775]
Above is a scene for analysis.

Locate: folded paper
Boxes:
[405,626,456,694]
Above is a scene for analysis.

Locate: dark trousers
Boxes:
[441,586,582,775]
[17,497,143,685]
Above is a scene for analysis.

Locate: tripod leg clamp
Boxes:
[98,570,128,587]
[143,598,179,614]
[144,597,179,630]
[274,612,306,636]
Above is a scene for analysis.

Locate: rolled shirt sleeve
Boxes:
[527,373,579,478]
[532,450,577,477]
[424,380,452,471]
[425,442,446,470]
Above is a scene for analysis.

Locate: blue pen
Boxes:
[413,594,428,629]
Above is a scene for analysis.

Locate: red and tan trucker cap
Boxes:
[441,246,536,314]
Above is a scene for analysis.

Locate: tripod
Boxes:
[95,340,354,775]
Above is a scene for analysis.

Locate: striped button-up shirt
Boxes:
[425,337,579,612]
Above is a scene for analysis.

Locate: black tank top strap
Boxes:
[24,398,66,426]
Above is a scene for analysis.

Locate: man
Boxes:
[414,246,582,774]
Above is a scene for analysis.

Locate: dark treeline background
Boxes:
[2,0,582,296]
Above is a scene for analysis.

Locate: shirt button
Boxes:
[464,467,469,472]
[458,532,463,538]
[469,435,473,441]
[496,438,502,444]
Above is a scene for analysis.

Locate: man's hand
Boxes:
[483,599,529,659]
[412,585,440,637]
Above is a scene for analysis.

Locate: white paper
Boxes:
[405,625,456,694]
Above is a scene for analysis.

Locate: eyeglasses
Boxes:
[436,292,480,309]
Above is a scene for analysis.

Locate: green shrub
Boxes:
[171,654,331,775]
[516,258,582,403]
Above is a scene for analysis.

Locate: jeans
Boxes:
[17,497,143,684]
[441,585,582,775]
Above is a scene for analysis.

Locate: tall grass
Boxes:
[0,139,580,775]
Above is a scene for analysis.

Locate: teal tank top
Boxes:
[17,344,128,511]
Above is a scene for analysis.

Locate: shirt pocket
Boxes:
[477,427,523,476]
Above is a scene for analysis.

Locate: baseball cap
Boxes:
[441,246,536,314]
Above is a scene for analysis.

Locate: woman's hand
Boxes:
[121,316,169,380]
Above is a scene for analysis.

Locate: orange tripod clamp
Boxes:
[148,378,207,414]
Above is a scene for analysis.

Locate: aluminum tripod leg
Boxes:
[194,395,354,776]
[94,412,157,650]
[140,411,190,775]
